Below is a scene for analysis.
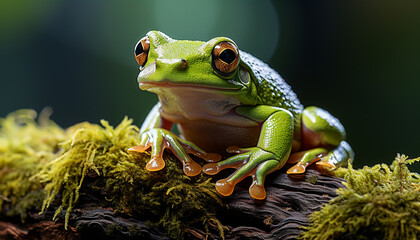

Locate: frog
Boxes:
[128,30,354,200]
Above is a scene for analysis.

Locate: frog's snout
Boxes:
[155,58,188,71]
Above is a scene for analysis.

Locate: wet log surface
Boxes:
[221,168,344,240]
[0,168,344,240]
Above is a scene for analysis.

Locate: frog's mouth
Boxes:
[139,81,242,92]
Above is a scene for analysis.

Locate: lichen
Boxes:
[0,110,226,239]
[300,155,420,240]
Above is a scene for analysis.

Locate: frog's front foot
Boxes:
[203,146,281,200]
[128,128,221,176]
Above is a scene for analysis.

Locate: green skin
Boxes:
[129,31,354,200]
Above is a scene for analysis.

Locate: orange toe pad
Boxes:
[128,145,150,153]
[215,179,235,196]
[183,161,202,177]
[316,161,336,169]
[287,164,306,174]
[202,163,220,175]
[249,182,266,200]
[146,156,165,171]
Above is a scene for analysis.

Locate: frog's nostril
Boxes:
[179,59,188,70]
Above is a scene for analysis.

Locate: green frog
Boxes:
[128,31,354,200]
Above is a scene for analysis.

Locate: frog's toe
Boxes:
[316,141,354,170]
[316,161,336,169]
[203,152,249,175]
[286,163,307,174]
[127,144,151,153]
[146,155,166,171]
[286,148,327,175]
[226,145,251,154]
[202,163,221,175]
[183,161,202,177]
[226,145,242,153]
[210,148,279,199]
[249,159,280,200]
[315,152,339,170]
[215,179,235,196]
[201,153,222,163]
[249,182,266,200]
[164,139,205,176]
[177,138,222,163]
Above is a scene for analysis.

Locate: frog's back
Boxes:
[240,51,304,118]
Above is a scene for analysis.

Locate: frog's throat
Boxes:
[142,83,257,127]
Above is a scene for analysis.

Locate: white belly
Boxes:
[177,120,261,153]
[151,85,261,153]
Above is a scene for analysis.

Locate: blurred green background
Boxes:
[1,0,419,170]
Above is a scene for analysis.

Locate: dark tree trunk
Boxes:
[0,168,344,240]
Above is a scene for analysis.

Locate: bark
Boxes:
[0,168,344,240]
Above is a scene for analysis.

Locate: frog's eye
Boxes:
[134,36,150,67]
[212,41,239,75]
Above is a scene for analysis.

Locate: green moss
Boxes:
[300,155,420,240]
[7,109,418,239]
[305,175,318,184]
[0,109,66,221]
[0,110,226,239]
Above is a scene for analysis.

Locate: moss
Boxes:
[128,223,143,237]
[0,110,226,239]
[300,155,420,240]
[6,109,419,239]
[305,175,318,184]
[0,109,66,221]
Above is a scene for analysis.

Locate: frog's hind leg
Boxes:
[287,106,354,174]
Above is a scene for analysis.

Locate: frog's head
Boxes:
[134,31,260,107]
